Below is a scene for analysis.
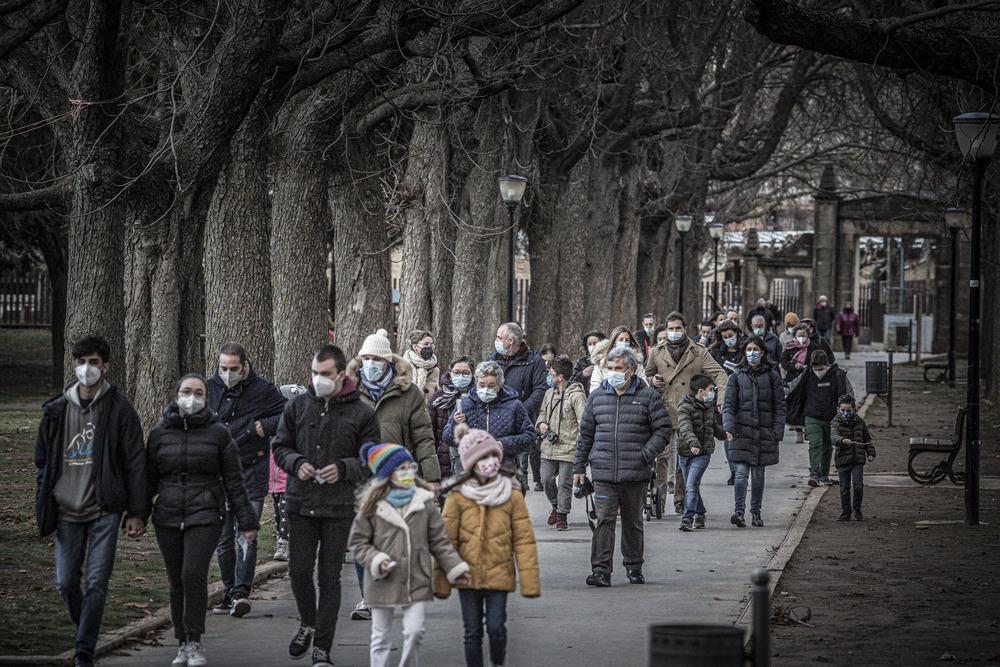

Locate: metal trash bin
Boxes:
[649,624,744,666]
[896,325,910,349]
[866,361,888,395]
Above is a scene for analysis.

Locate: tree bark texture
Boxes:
[204,106,275,379]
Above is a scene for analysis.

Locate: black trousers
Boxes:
[841,334,854,355]
[529,439,541,483]
[155,524,224,643]
[591,480,646,575]
[288,514,352,652]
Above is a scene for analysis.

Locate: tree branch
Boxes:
[0,181,68,212]
[0,0,68,60]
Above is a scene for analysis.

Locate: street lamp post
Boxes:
[709,218,724,311]
[674,215,692,315]
[498,175,527,323]
[952,111,999,527]
[944,208,969,389]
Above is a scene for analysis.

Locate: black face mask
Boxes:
[419,346,434,361]
[844,307,853,312]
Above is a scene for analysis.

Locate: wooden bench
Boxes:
[922,361,949,383]
[908,407,965,485]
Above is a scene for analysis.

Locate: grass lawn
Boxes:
[0,330,278,656]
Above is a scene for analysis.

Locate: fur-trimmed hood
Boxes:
[347,352,414,392]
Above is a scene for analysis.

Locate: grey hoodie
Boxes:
[52,381,109,522]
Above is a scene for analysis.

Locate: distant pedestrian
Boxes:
[269,450,289,561]
[696,320,714,346]
[785,350,854,487]
[779,312,800,348]
[725,309,740,327]
[427,356,477,477]
[435,427,540,667]
[147,373,260,667]
[812,296,835,341]
[35,334,147,667]
[750,314,782,361]
[800,318,835,363]
[634,312,658,360]
[830,395,876,521]
[570,330,607,397]
[272,345,380,667]
[723,337,786,528]
[836,303,861,359]
[676,375,726,531]
[403,330,441,395]
[590,326,649,393]
[745,298,772,332]
[766,299,782,331]
[576,346,672,587]
[536,355,588,530]
[539,342,558,363]
[349,443,470,667]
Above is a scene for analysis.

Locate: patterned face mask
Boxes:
[393,470,416,488]
[475,455,501,479]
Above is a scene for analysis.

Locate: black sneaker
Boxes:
[534,482,543,492]
[585,571,611,587]
[626,569,645,584]
[751,512,764,527]
[289,624,314,660]
[74,653,95,667]
[312,646,333,667]
[727,471,735,486]
[211,595,232,615]
[230,597,251,617]
[853,509,864,521]
[807,473,819,488]
[731,513,746,528]
[838,511,851,521]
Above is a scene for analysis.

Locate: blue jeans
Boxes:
[54,512,122,657]
[458,589,508,667]
[216,498,265,599]
[678,454,711,521]
[837,464,865,512]
[733,463,765,515]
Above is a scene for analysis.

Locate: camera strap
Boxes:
[585,492,597,533]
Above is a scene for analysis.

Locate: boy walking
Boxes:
[830,395,875,521]
[675,375,726,531]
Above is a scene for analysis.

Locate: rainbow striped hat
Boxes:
[360,442,414,480]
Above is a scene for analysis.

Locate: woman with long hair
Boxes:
[589,325,649,393]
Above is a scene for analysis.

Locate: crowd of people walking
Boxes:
[35,294,874,667]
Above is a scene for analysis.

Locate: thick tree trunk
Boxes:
[205,107,275,379]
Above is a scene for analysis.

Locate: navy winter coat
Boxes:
[207,361,286,499]
[442,384,535,466]
[722,364,786,467]
[573,376,672,483]
[488,344,548,421]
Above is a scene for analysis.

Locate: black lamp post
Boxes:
[952,111,999,526]
[674,215,692,315]
[498,175,527,323]
[944,208,969,389]
[709,217,724,311]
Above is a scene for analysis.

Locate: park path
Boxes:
[105,354,896,667]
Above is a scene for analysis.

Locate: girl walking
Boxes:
[146,374,260,667]
[349,442,470,667]
[435,426,540,667]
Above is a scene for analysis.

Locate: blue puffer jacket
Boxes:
[722,363,786,467]
[442,385,535,466]
[488,344,548,421]
[573,376,673,483]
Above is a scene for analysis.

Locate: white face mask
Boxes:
[666,331,684,343]
[220,368,243,389]
[313,373,337,398]
[475,455,501,479]
[796,336,808,345]
[615,341,630,349]
[177,394,205,415]
[75,363,102,387]
[587,344,596,355]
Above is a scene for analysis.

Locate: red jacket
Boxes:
[836,311,860,336]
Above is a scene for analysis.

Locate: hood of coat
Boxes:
[467,382,519,408]
[347,353,414,393]
[562,380,587,402]
[208,358,259,392]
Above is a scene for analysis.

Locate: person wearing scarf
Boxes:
[428,356,477,478]
[434,426,540,667]
[404,330,441,394]
[350,442,469,667]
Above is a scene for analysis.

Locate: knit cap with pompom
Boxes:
[458,428,503,472]
[360,442,414,480]
[358,328,393,358]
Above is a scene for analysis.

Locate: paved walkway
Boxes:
[105,358,887,667]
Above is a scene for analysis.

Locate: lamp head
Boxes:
[953,112,999,161]
[674,214,693,233]
[498,175,528,205]
[944,207,970,231]
[708,222,724,240]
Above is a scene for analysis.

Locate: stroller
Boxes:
[643,463,666,521]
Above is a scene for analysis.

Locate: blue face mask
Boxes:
[704,391,716,403]
[452,373,471,389]
[362,359,386,382]
[746,350,761,365]
[666,331,684,343]
[607,371,628,388]
[477,388,498,403]
[546,374,556,387]
[753,327,765,336]
[494,340,507,356]
[724,336,737,348]
[839,410,854,420]
[615,341,630,349]
[644,326,655,336]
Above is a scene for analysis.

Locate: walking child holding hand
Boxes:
[830,395,876,521]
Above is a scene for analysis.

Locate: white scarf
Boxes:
[404,348,437,391]
[459,475,513,507]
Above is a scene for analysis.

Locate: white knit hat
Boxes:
[358,329,393,358]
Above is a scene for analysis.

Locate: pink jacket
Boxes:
[269,450,287,494]
[836,311,860,337]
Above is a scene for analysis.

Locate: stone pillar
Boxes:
[740,228,763,317]
[812,164,841,346]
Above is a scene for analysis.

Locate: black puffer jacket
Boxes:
[488,343,548,421]
[722,363,786,467]
[570,354,594,396]
[146,405,259,531]
[574,376,672,483]
[271,378,380,520]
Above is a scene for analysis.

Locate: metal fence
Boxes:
[0,270,52,327]
[770,278,801,321]
[701,282,738,320]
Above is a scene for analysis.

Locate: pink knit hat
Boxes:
[458,427,503,471]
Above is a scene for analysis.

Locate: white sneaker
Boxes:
[172,643,188,666]
[350,599,371,621]
[274,538,289,561]
[186,642,206,667]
